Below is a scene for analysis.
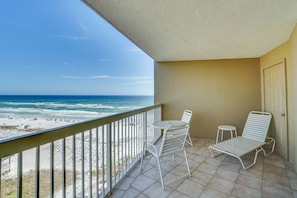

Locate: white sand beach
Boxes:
[0,116,77,140]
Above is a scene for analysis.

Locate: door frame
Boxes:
[261,58,288,159]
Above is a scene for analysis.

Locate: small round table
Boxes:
[216,125,237,143]
[152,120,187,129]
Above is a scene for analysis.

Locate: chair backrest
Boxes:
[159,125,189,157]
[242,111,272,142]
[181,110,192,124]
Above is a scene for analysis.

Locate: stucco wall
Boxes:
[260,24,297,168]
[154,58,261,139]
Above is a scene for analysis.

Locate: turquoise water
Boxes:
[0,95,153,121]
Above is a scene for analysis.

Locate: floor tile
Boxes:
[214,167,238,183]
[262,181,293,198]
[176,179,204,197]
[143,182,174,197]
[189,170,213,186]
[167,191,191,198]
[232,183,261,198]
[197,162,218,175]
[131,175,156,192]
[122,187,141,198]
[236,172,262,190]
[208,177,235,195]
[199,187,229,198]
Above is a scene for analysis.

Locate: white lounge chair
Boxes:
[181,109,193,147]
[208,111,274,170]
[140,125,191,190]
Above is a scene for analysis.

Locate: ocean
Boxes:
[0,95,154,121]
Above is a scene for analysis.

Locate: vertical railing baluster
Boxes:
[128,117,131,169]
[81,132,85,197]
[135,114,139,159]
[72,135,76,197]
[121,119,124,178]
[95,127,99,198]
[124,118,127,174]
[89,130,92,197]
[102,126,105,196]
[35,147,40,198]
[50,142,54,198]
[17,153,22,198]
[62,138,66,198]
[132,115,135,164]
[107,123,112,195]
[133,114,137,164]
[112,122,116,184]
[117,121,120,179]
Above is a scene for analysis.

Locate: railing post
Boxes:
[17,153,22,198]
[50,142,54,198]
[35,147,40,198]
[107,123,112,196]
[0,158,2,198]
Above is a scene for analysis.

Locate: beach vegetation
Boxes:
[0,125,18,130]
[1,169,73,198]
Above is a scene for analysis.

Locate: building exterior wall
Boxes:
[260,23,297,169]
[154,58,261,139]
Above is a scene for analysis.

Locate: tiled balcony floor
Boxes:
[110,138,297,198]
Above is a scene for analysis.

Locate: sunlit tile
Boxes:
[199,187,229,198]
[176,179,204,197]
[232,183,261,198]
[208,177,235,195]
[262,181,293,198]
[143,182,174,197]
[190,170,213,186]
[215,167,239,182]
[122,187,141,198]
[236,172,262,190]
[131,175,156,192]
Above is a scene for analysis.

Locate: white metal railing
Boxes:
[0,104,162,198]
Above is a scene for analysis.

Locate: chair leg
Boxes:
[186,133,193,147]
[184,150,191,177]
[156,157,165,190]
[140,151,144,173]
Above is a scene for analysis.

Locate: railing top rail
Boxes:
[0,104,161,158]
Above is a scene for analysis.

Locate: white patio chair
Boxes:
[181,109,193,147]
[208,111,274,170]
[140,125,191,190]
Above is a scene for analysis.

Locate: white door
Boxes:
[263,60,288,159]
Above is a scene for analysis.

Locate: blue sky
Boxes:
[0,0,153,96]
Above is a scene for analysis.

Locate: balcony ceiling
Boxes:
[83,0,297,62]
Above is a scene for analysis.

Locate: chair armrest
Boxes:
[144,140,159,155]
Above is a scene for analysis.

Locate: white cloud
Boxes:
[62,74,153,83]
[77,20,88,32]
[54,34,89,41]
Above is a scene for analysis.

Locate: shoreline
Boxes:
[0,116,77,140]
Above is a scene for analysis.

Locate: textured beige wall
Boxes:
[154,58,261,139]
[260,23,297,169]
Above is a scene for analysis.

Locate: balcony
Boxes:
[1,104,297,197]
[111,138,297,198]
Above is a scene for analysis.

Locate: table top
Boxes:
[152,120,187,129]
[218,125,236,130]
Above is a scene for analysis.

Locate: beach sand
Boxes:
[0,116,77,140]
[0,116,89,197]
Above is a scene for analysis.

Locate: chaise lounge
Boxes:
[208,111,275,170]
